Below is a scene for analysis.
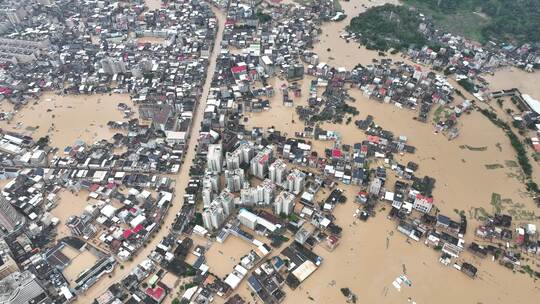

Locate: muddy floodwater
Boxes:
[0,92,134,149]
[137,36,166,44]
[62,246,99,287]
[238,0,540,303]
[145,0,161,10]
[50,190,93,238]
[313,0,401,70]
[205,236,255,278]
[485,67,540,98]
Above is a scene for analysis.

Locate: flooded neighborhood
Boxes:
[0,0,539,304]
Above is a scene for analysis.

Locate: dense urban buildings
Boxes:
[0,0,539,303]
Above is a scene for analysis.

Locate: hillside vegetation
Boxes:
[403,0,540,44]
[347,4,429,51]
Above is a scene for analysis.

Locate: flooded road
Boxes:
[73,5,227,302]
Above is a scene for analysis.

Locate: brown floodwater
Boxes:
[236,0,540,302]
[313,0,401,70]
[51,190,93,239]
[62,246,99,287]
[0,92,133,149]
[485,67,540,98]
[137,36,166,44]
[145,0,162,10]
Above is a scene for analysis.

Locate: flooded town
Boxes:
[0,0,539,304]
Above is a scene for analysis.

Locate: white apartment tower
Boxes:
[225,168,245,192]
[286,169,306,195]
[269,159,288,185]
[240,179,276,206]
[202,205,225,231]
[250,145,274,179]
[274,191,296,216]
[207,144,223,172]
[226,141,255,170]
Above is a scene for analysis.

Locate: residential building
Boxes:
[369,178,382,196]
[0,196,24,237]
[208,144,223,172]
[226,141,255,170]
[0,240,18,280]
[225,169,245,192]
[286,169,306,195]
[240,179,276,206]
[413,194,434,214]
[274,191,296,216]
[202,204,225,231]
[216,189,236,216]
[250,145,274,179]
[269,159,287,185]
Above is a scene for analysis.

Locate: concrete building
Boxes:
[286,169,306,195]
[226,141,255,170]
[250,145,274,179]
[216,189,235,216]
[240,179,276,206]
[238,208,258,230]
[100,57,128,74]
[269,159,287,185]
[202,187,213,207]
[202,172,220,207]
[0,271,48,304]
[0,196,24,237]
[225,168,245,192]
[202,189,235,231]
[274,191,296,216]
[413,194,434,214]
[0,240,18,280]
[369,178,382,196]
[202,204,225,231]
[207,144,223,172]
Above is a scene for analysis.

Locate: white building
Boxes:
[412,194,433,214]
[215,189,235,216]
[240,179,276,206]
[202,172,219,207]
[202,204,225,231]
[207,144,223,172]
[225,169,245,192]
[250,145,274,179]
[286,169,306,195]
[274,191,296,216]
[269,159,287,185]
[238,208,257,230]
[203,172,220,192]
[226,141,255,169]
[369,178,382,196]
[202,187,213,207]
